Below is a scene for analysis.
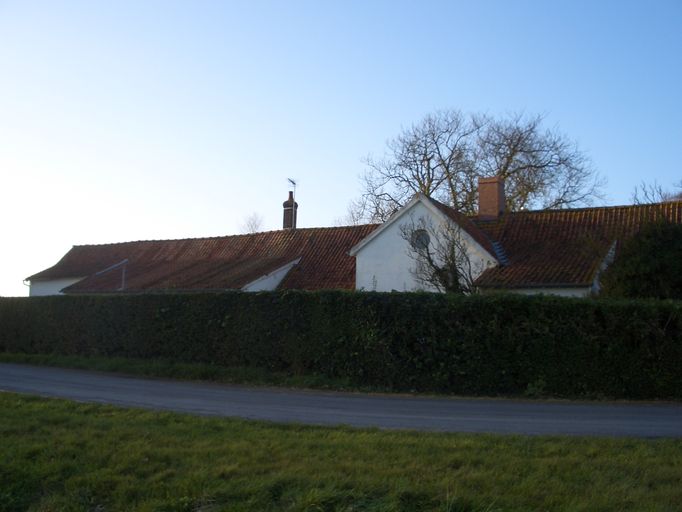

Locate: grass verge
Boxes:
[0,352,363,392]
[0,353,627,401]
[1,393,681,511]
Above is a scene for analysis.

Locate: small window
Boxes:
[410,229,430,251]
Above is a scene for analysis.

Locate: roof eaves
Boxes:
[59,278,90,293]
[421,196,499,262]
[475,281,593,289]
[348,194,425,256]
[242,257,301,291]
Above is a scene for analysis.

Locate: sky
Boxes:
[1,0,680,296]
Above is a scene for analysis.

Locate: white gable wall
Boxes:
[355,202,432,292]
[241,258,301,292]
[354,201,496,292]
[29,278,84,296]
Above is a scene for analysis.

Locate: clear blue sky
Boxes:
[1,0,680,296]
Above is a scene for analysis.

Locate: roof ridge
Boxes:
[472,200,682,221]
[420,195,500,259]
[403,195,681,219]
[72,224,380,248]
[539,200,681,212]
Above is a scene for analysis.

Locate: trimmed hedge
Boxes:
[1,292,681,399]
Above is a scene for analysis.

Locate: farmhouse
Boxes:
[26,179,682,297]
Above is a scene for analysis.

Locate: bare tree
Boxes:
[239,212,264,234]
[632,180,682,204]
[355,110,604,221]
[333,198,370,226]
[475,113,602,211]
[360,110,480,221]
[399,215,484,294]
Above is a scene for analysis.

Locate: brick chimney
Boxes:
[282,191,298,229]
[478,177,505,219]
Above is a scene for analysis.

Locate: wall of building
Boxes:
[354,201,496,292]
[29,278,83,297]
[241,259,300,292]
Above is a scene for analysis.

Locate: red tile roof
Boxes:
[28,225,379,293]
[472,201,682,288]
[27,201,682,293]
[426,196,498,257]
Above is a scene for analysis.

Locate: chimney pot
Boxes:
[283,191,298,229]
[478,177,505,219]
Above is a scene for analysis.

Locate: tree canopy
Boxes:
[632,180,682,204]
[353,110,604,222]
[600,221,682,299]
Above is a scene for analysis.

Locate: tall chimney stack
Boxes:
[478,177,505,219]
[283,191,298,229]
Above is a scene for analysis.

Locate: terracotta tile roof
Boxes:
[471,201,682,288]
[28,201,682,293]
[28,225,379,293]
[425,196,499,257]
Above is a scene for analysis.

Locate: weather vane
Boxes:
[287,178,297,201]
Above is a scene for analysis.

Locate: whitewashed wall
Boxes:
[29,278,83,296]
[354,201,496,292]
[241,258,300,292]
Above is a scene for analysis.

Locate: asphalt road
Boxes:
[1,363,681,437]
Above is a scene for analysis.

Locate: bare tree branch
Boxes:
[334,198,370,226]
[355,110,604,221]
[239,212,264,234]
[632,180,682,204]
[399,215,483,294]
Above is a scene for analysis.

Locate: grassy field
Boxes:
[1,393,681,511]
